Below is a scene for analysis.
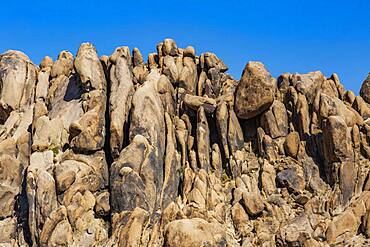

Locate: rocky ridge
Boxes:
[0,39,370,246]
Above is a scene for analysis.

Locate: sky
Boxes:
[1,0,369,93]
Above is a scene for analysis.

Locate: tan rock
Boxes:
[200,52,228,72]
[360,73,370,104]
[163,55,179,83]
[216,101,230,158]
[47,74,84,129]
[35,67,51,101]
[235,61,276,119]
[228,107,244,153]
[111,207,149,247]
[331,73,345,99]
[261,161,277,195]
[51,51,74,78]
[179,57,198,94]
[162,38,178,56]
[326,210,359,244]
[242,192,264,216]
[132,47,144,66]
[95,191,110,216]
[0,217,17,245]
[205,67,223,98]
[161,113,180,209]
[129,77,165,159]
[261,100,288,138]
[0,153,21,218]
[296,93,310,137]
[323,116,354,163]
[183,46,195,58]
[0,50,37,122]
[320,93,363,127]
[197,106,210,171]
[277,166,306,194]
[284,131,300,158]
[231,202,250,236]
[211,143,222,177]
[280,214,313,244]
[40,55,53,69]
[157,75,176,117]
[197,70,207,96]
[353,95,370,118]
[109,46,135,157]
[339,162,357,204]
[59,149,109,204]
[320,78,339,98]
[110,135,156,213]
[291,71,324,104]
[2,40,370,247]
[32,116,67,151]
[183,94,217,113]
[70,43,106,151]
[164,218,227,247]
[54,164,76,193]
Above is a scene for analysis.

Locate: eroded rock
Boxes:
[0,39,368,247]
[235,61,276,119]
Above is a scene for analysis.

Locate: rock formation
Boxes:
[0,39,370,246]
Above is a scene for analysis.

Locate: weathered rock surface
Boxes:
[0,51,36,123]
[0,39,369,246]
[109,46,135,157]
[164,218,227,247]
[360,73,370,104]
[235,61,276,119]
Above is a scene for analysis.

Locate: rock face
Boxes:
[0,39,369,246]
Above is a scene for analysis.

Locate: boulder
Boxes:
[284,131,300,158]
[179,57,198,94]
[200,52,228,72]
[326,211,359,244]
[164,218,227,247]
[291,71,325,104]
[50,51,73,78]
[277,166,306,194]
[319,93,363,127]
[242,192,265,216]
[183,94,217,113]
[280,214,313,244]
[40,56,53,69]
[322,116,354,163]
[260,100,288,138]
[162,38,178,56]
[360,73,370,104]
[235,61,276,119]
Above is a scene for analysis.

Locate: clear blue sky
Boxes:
[2,0,369,93]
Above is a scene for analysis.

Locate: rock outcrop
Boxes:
[0,39,369,246]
